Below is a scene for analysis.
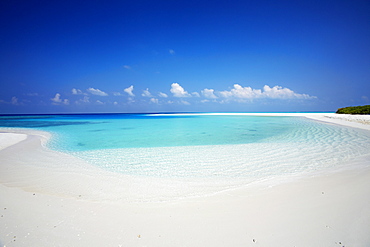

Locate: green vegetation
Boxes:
[336,105,370,115]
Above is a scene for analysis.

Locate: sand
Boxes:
[0,133,27,151]
[0,113,369,246]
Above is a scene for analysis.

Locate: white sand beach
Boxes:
[0,113,370,246]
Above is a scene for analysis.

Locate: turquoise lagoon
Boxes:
[1,113,370,181]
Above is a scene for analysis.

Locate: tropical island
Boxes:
[336,105,370,115]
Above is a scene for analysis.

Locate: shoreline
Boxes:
[153,112,370,130]
[1,113,370,246]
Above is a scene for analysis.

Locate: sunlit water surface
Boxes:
[1,113,370,182]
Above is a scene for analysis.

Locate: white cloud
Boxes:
[87,87,108,96]
[75,96,90,105]
[218,90,233,98]
[158,92,168,98]
[124,85,135,97]
[169,49,175,55]
[192,92,200,97]
[150,98,159,104]
[82,96,90,103]
[113,92,122,96]
[142,88,152,97]
[72,88,84,95]
[0,96,24,105]
[51,93,69,105]
[123,65,131,70]
[170,83,191,97]
[219,84,315,100]
[51,93,62,103]
[262,85,314,99]
[202,88,218,99]
[180,100,190,105]
[11,96,19,105]
[96,100,104,105]
[113,101,118,105]
[219,84,262,99]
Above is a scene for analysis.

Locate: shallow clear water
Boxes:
[1,113,370,180]
[0,114,299,151]
[0,114,299,150]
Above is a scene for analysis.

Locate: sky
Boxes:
[0,0,369,114]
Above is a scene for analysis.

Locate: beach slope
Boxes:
[0,114,369,246]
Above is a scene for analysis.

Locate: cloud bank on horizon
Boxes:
[44,82,316,108]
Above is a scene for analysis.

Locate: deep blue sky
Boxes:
[1,0,369,113]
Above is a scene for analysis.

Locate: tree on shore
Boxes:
[336,105,370,115]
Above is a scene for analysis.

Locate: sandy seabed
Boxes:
[0,113,370,247]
